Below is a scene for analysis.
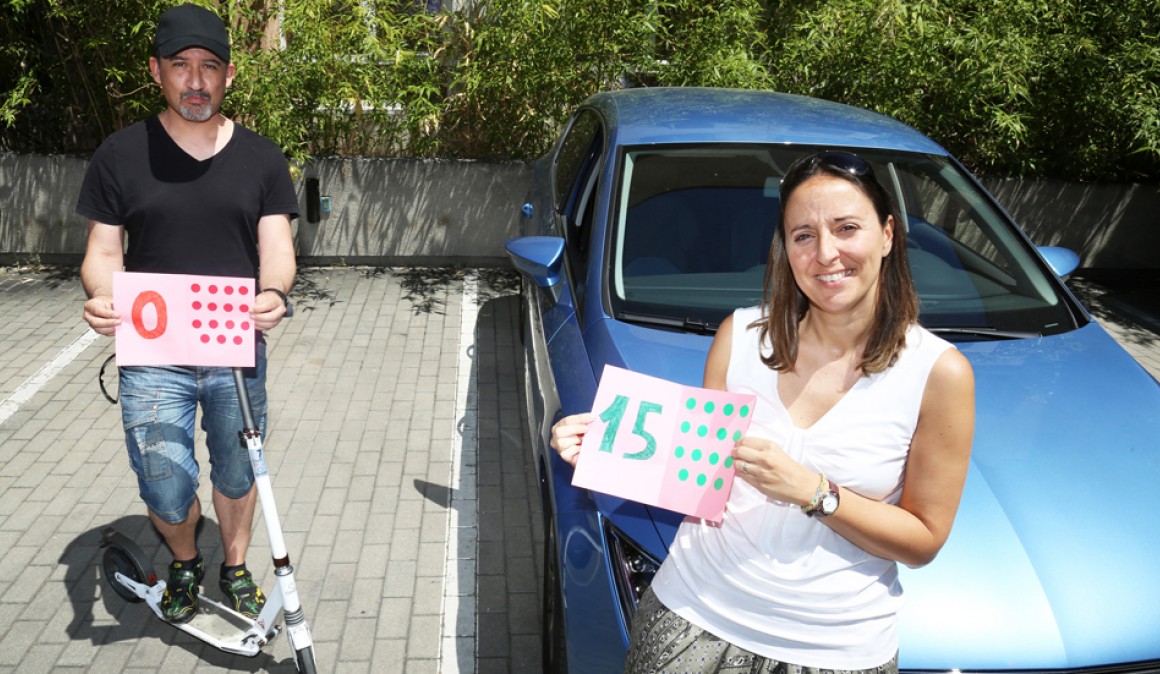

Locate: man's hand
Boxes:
[250,289,288,331]
[83,295,120,336]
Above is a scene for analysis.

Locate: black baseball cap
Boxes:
[154,4,230,63]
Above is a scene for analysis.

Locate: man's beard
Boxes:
[178,90,216,122]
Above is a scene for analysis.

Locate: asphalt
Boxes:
[0,265,1156,674]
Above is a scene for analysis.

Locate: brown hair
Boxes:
[753,151,919,375]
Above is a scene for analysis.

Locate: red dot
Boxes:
[217,335,226,344]
[191,284,201,292]
[209,320,219,329]
[192,301,202,310]
[208,285,218,294]
[238,286,250,295]
[208,303,217,311]
[200,334,210,343]
[192,319,202,328]
[224,286,234,295]
[241,321,251,330]
[224,303,233,312]
[233,336,243,345]
[240,304,249,312]
[226,320,235,329]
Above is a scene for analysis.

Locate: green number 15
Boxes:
[597,395,663,461]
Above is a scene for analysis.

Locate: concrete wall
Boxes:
[0,153,91,263]
[1,152,1155,270]
[295,157,533,266]
[0,153,534,267]
[981,177,1160,271]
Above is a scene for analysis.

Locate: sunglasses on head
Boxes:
[780,150,872,197]
[814,151,871,176]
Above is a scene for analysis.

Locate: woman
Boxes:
[550,151,975,673]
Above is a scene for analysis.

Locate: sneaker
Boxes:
[220,565,265,619]
[161,557,205,624]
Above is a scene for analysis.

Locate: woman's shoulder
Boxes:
[732,305,764,329]
[905,323,955,355]
[903,324,974,390]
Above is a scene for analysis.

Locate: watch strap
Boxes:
[261,287,293,317]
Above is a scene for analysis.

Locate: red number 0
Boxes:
[131,290,168,340]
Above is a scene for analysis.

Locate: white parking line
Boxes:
[0,328,100,427]
[439,271,479,674]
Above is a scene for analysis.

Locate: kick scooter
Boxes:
[100,368,317,673]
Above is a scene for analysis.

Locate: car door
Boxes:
[516,107,620,672]
[523,107,606,467]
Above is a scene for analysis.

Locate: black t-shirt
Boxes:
[76,115,299,278]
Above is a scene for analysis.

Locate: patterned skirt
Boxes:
[624,588,899,674]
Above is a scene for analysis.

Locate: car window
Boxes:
[608,144,1079,338]
[552,109,604,315]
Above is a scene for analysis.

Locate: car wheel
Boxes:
[543,520,569,674]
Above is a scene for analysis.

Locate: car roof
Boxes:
[584,87,948,155]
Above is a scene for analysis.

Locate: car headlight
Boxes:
[604,519,662,625]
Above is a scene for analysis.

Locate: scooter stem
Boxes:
[231,368,299,607]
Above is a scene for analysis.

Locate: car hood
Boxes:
[899,322,1160,669]
[592,317,1160,669]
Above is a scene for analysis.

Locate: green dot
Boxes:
[733,430,742,442]
[674,446,685,458]
[697,474,707,487]
[691,449,702,462]
[697,425,708,437]
[678,468,689,481]
[681,421,691,433]
[709,452,719,465]
[724,456,734,469]
[686,397,696,410]
[714,478,724,490]
[740,405,750,418]
[703,401,715,414]
[723,403,734,416]
[716,428,727,441]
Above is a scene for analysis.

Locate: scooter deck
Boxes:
[173,593,272,656]
[186,594,250,634]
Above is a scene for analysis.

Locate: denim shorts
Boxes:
[119,340,268,524]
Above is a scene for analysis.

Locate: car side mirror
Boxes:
[506,236,566,302]
[1036,246,1081,279]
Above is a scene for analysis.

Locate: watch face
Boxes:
[821,493,839,514]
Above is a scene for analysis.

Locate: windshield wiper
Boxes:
[617,311,718,335]
[927,326,1042,340]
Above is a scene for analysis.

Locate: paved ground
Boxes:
[0,264,1156,674]
[0,265,540,674]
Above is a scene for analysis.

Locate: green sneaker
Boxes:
[161,557,205,624]
[219,565,265,619]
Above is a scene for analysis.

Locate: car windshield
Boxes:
[608,145,1080,338]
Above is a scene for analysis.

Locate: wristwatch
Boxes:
[812,480,840,517]
[261,287,294,317]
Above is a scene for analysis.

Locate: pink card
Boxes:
[572,365,756,522]
[113,272,256,367]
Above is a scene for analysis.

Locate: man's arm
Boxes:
[80,220,125,336]
[251,213,296,331]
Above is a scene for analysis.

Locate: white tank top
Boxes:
[651,306,954,669]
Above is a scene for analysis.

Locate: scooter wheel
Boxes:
[294,645,317,674]
[102,545,152,604]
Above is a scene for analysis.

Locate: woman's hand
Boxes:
[549,413,596,467]
[731,436,819,507]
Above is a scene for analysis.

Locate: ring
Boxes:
[740,460,749,475]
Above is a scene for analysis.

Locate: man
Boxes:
[77,3,298,624]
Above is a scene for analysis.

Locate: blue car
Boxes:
[506,87,1160,673]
